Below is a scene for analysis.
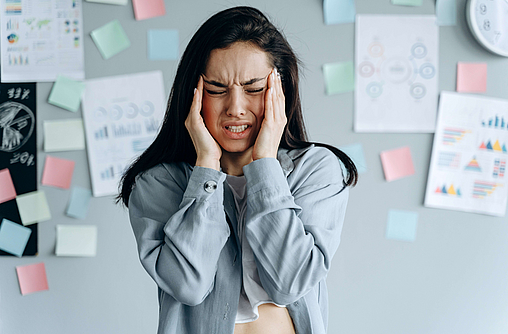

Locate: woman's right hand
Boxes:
[185,76,222,171]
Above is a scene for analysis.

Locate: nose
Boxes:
[226,88,246,117]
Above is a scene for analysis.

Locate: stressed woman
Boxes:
[118,6,357,334]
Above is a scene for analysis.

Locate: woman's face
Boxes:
[201,42,272,154]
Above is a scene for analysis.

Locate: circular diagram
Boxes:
[411,43,427,59]
[0,101,35,153]
[381,57,413,84]
[126,102,139,119]
[368,43,384,58]
[366,82,383,98]
[140,101,155,117]
[94,107,108,121]
[410,83,426,99]
[419,63,436,79]
[358,61,376,78]
[109,105,123,121]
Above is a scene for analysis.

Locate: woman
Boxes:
[118,6,357,334]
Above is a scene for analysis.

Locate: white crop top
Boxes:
[226,175,286,324]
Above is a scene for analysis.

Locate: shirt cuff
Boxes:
[243,158,291,196]
[183,166,226,202]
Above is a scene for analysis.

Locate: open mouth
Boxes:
[225,125,249,133]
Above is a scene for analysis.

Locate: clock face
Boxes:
[467,0,508,57]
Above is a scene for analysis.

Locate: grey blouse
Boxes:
[128,145,350,333]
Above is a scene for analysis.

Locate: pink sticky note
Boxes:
[380,146,415,182]
[42,156,75,189]
[132,0,166,20]
[456,62,487,93]
[16,262,49,295]
[0,168,17,204]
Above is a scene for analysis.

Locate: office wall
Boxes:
[1,0,508,333]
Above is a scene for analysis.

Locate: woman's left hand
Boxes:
[252,68,287,161]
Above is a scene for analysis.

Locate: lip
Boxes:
[222,124,252,139]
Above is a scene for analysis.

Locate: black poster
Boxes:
[0,83,37,256]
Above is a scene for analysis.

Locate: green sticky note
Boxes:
[16,191,51,226]
[90,20,130,59]
[48,76,86,112]
[323,61,355,95]
[391,0,422,6]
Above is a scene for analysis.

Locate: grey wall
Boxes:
[1,0,508,333]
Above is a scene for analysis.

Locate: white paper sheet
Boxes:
[82,71,165,197]
[424,91,508,217]
[0,0,85,82]
[56,225,97,257]
[355,15,439,132]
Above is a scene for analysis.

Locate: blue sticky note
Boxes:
[66,187,92,219]
[386,210,418,242]
[323,0,355,25]
[339,143,367,174]
[148,29,179,60]
[436,0,457,26]
[391,0,422,6]
[0,219,32,257]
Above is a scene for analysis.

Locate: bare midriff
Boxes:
[233,303,296,334]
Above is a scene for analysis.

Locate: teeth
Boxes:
[227,125,248,133]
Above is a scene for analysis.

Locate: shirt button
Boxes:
[204,180,217,193]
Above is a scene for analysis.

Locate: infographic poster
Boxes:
[355,15,439,132]
[82,71,165,197]
[0,0,85,82]
[0,82,38,256]
[425,91,508,217]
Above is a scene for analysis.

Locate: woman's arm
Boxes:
[243,147,349,305]
[128,165,229,306]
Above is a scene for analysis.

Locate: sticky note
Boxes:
[392,0,423,6]
[16,191,51,226]
[90,20,130,59]
[56,225,97,257]
[436,0,457,26]
[42,156,75,189]
[44,119,85,152]
[339,143,367,174]
[48,76,86,112]
[323,0,355,25]
[86,0,127,5]
[16,262,49,295]
[66,187,92,219]
[380,146,415,182]
[132,0,166,21]
[148,29,179,60]
[323,61,355,95]
[391,0,422,6]
[386,210,418,242]
[0,219,32,257]
[456,62,487,93]
[0,168,16,204]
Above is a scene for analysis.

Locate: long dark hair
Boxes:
[117,6,357,206]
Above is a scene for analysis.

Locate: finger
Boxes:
[273,69,285,120]
[264,74,274,121]
[190,76,204,120]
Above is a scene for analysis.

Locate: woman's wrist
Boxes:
[195,157,220,171]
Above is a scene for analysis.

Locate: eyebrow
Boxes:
[203,76,267,88]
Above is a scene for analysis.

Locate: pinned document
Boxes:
[16,262,49,295]
[56,225,97,257]
[91,20,131,59]
[48,76,86,112]
[44,119,85,152]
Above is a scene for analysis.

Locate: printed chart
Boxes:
[425,91,508,216]
[82,71,165,197]
[355,15,439,132]
[0,0,85,82]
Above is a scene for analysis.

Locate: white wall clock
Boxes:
[466,0,508,57]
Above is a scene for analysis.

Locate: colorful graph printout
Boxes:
[82,71,165,197]
[355,15,439,132]
[0,0,85,82]
[425,92,508,216]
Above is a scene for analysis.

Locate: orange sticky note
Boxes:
[16,262,49,295]
[132,0,165,20]
[380,146,415,182]
[41,156,75,189]
[456,62,487,93]
[0,168,16,204]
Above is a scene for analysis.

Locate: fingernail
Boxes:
[194,88,197,94]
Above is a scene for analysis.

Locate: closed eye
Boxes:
[206,90,226,95]
[246,88,264,94]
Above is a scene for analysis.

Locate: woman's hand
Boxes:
[185,76,222,171]
[252,68,287,161]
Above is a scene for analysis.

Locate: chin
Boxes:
[221,143,253,154]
